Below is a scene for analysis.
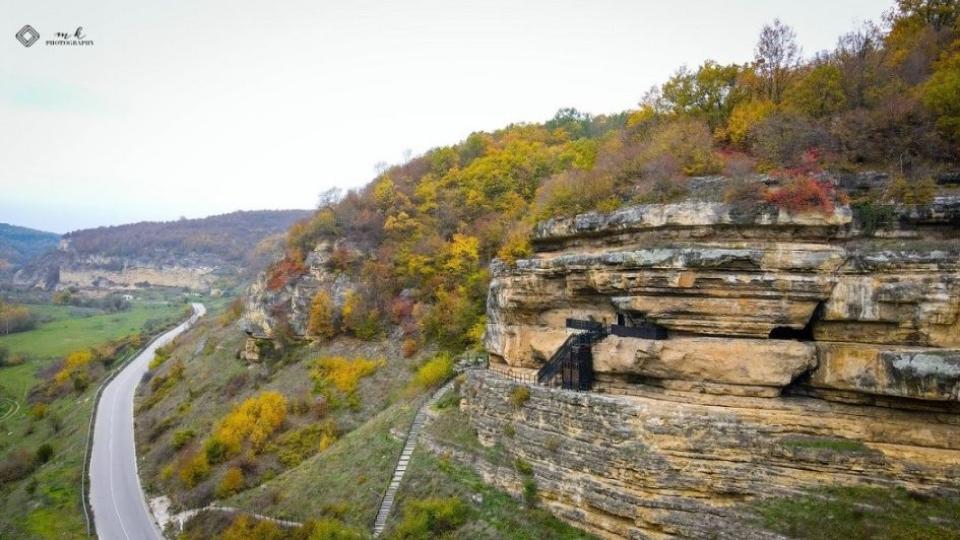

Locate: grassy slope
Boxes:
[751,485,960,540]
[0,296,187,539]
[135,317,432,515]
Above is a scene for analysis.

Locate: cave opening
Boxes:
[768,302,824,341]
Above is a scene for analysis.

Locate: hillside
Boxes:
[245,3,960,346]
[142,3,960,538]
[13,210,311,292]
[0,224,59,272]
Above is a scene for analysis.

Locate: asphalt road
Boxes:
[90,303,205,540]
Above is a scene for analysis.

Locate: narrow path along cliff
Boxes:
[89,303,205,540]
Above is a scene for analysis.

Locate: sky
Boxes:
[1,0,892,234]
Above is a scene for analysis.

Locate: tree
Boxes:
[307,290,336,340]
[835,21,887,108]
[661,61,745,130]
[784,64,847,117]
[755,18,802,103]
[922,49,960,143]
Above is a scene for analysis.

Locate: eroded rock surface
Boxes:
[468,199,960,538]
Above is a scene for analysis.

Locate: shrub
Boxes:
[203,437,229,464]
[54,350,93,386]
[213,391,288,456]
[265,251,306,291]
[400,337,419,358]
[178,450,210,488]
[885,176,936,205]
[411,353,453,390]
[339,290,382,340]
[852,200,897,235]
[643,118,722,176]
[515,457,533,475]
[216,467,244,498]
[765,175,836,215]
[34,444,54,465]
[304,518,365,540]
[393,497,468,539]
[0,449,35,485]
[219,515,283,540]
[219,298,244,327]
[307,290,336,340]
[509,386,530,408]
[523,478,539,507]
[172,429,196,450]
[496,226,534,264]
[750,112,826,168]
[270,419,339,467]
[30,403,48,420]
[311,356,383,409]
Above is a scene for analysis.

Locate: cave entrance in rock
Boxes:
[612,311,668,340]
[768,302,823,341]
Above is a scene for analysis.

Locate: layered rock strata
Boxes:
[468,199,960,538]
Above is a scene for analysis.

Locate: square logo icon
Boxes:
[16,25,40,47]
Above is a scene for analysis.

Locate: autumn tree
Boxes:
[661,61,745,131]
[212,391,288,456]
[307,290,336,340]
[784,63,847,117]
[922,49,960,143]
[754,18,802,103]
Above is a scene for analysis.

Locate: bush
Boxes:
[0,449,35,485]
[523,478,539,507]
[400,337,419,358]
[213,391,288,456]
[509,386,530,408]
[304,518,365,540]
[30,403,48,420]
[411,353,453,391]
[765,175,837,215]
[885,176,936,205]
[643,118,722,176]
[269,419,338,467]
[219,298,245,327]
[311,356,383,409]
[392,497,468,539]
[750,112,826,168]
[216,467,244,498]
[307,290,336,340]
[172,429,197,450]
[54,350,93,386]
[265,251,306,291]
[178,450,210,488]
[34,444,54,465]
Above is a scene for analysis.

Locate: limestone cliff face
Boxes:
[485,199,960,402]
[243,240,355,337]
[460,370,960,539]
[467,197,960,538]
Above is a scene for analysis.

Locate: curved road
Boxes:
[90,303,205,540]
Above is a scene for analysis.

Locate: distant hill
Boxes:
[0,223,59,271]
[62,210,312,263]
[12,210,312,291]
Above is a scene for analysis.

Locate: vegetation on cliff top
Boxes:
[265,0,960,356]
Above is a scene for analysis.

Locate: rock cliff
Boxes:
[464,195,960,538]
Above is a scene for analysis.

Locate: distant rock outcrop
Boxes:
[11,210,310,293]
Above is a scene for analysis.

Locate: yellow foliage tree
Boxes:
[307,290,336,340]
[54,350,93,385]
[216,466,245,498]
[214,391,288,456]
[724,99,776,146]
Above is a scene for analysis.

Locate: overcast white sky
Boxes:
[1,0,891,233]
